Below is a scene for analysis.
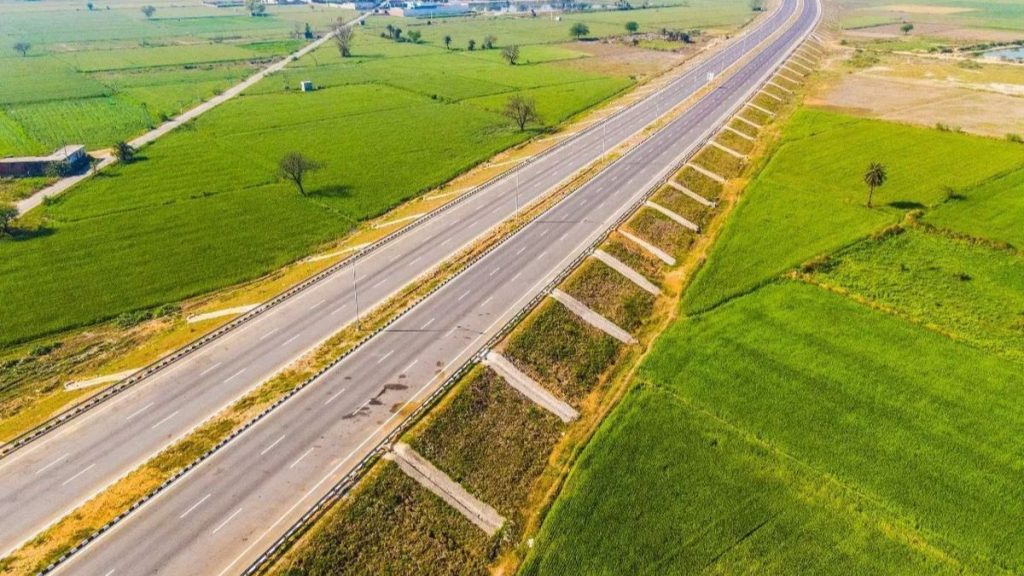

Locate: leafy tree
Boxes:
[278,152,322,195]
[443,34,452,49]
[863,161,887,208]
[114,141,136,164]
[750,0,765,11]
[625,21,639,34]
[13,41,30,57]
[501,44,520,65]
[570,22,589,39]
[89,155,102,175]
[482,34,497,49]
[503,95,539,131]
[467,38,476,51]
[141,4,156,18]
[407,29,422,43]
[901,22,914,35]
[333,19,354,56]
[245,0,265,16]
[304,23,314,39]
[87,2,94,10]
[0,203,17,236]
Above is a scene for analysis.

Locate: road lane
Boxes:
[53,0,819,572]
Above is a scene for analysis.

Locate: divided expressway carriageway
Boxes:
[0,0,819,570]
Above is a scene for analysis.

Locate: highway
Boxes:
[0,0,802,561]
[45,0,820,572]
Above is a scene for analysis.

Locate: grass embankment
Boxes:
[408,367,565,534]
[684,108,1024,313]
[623,207,697,260]
[274,462,492,576]
[650,184,710,225]
[675,164,724,200]
[561,260,655,333]
[601,232,666,284]
[525,109,1024,574]
[503,300,622,406]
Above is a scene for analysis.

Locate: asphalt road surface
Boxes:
[0,0,803,560]
[44,0,820,573]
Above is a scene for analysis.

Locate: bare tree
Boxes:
[501,44,520,65]
[278,152,323,195]
[141,4,156,18]
[13,41,30,57]
[333,19,354,57]
[503,95,539,131]
[482,34,497,49]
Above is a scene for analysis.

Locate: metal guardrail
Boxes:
[35,2,820,572]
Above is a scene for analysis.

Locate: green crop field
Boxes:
[837,0,1024,32]
[0,0,355,156]
[0,0,756,347]
[683,109,1024,313]
[524,109,1024,574]
[926,164,1024,248]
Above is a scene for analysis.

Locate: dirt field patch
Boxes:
[811,65,1024,137]
[845,22,1022,43]
[553,41,688,80]
[880,4,974,15]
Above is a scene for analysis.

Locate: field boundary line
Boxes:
[0,0,790,463]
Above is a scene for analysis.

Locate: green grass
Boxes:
[683,109,1024,313]
[0,177,54,203]
[811,227,1024,362]
[521,383,962,576]
[273,461,492,576]
[409,366,563,531]
[715,127,755,155]
[838,0,1024,32]
[926,164,1024,248]
[504,300,621,406]
[7,96,154,152]
[527,281,1024,574]
[692,144,745,178]
[561,259,655,333]
[601,232,666,284]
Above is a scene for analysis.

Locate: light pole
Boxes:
[514,167,520,220]
[352,260,361,331]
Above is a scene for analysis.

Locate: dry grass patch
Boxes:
[692,145,746,178]
[729,117,759,138]
[651,185,712,227]
[271,461,492,576]
[624,207,698,261]
[408,366,564,537]
[503,300,622,407]
[742,104,774,127]
[676,165,725,201]
[562,260,656,333]
[602,232,667,284]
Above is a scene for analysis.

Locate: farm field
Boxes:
[835,0,1024,32]
[682,108,1024,313]
[524,108,1024,573]
[0,0,754,348]
[0,0,352,156]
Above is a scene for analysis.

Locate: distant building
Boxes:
[0,145,87,178]
[385,1,471,17]
[300,80,315,92]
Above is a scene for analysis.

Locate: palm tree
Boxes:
[863,162,887,208]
